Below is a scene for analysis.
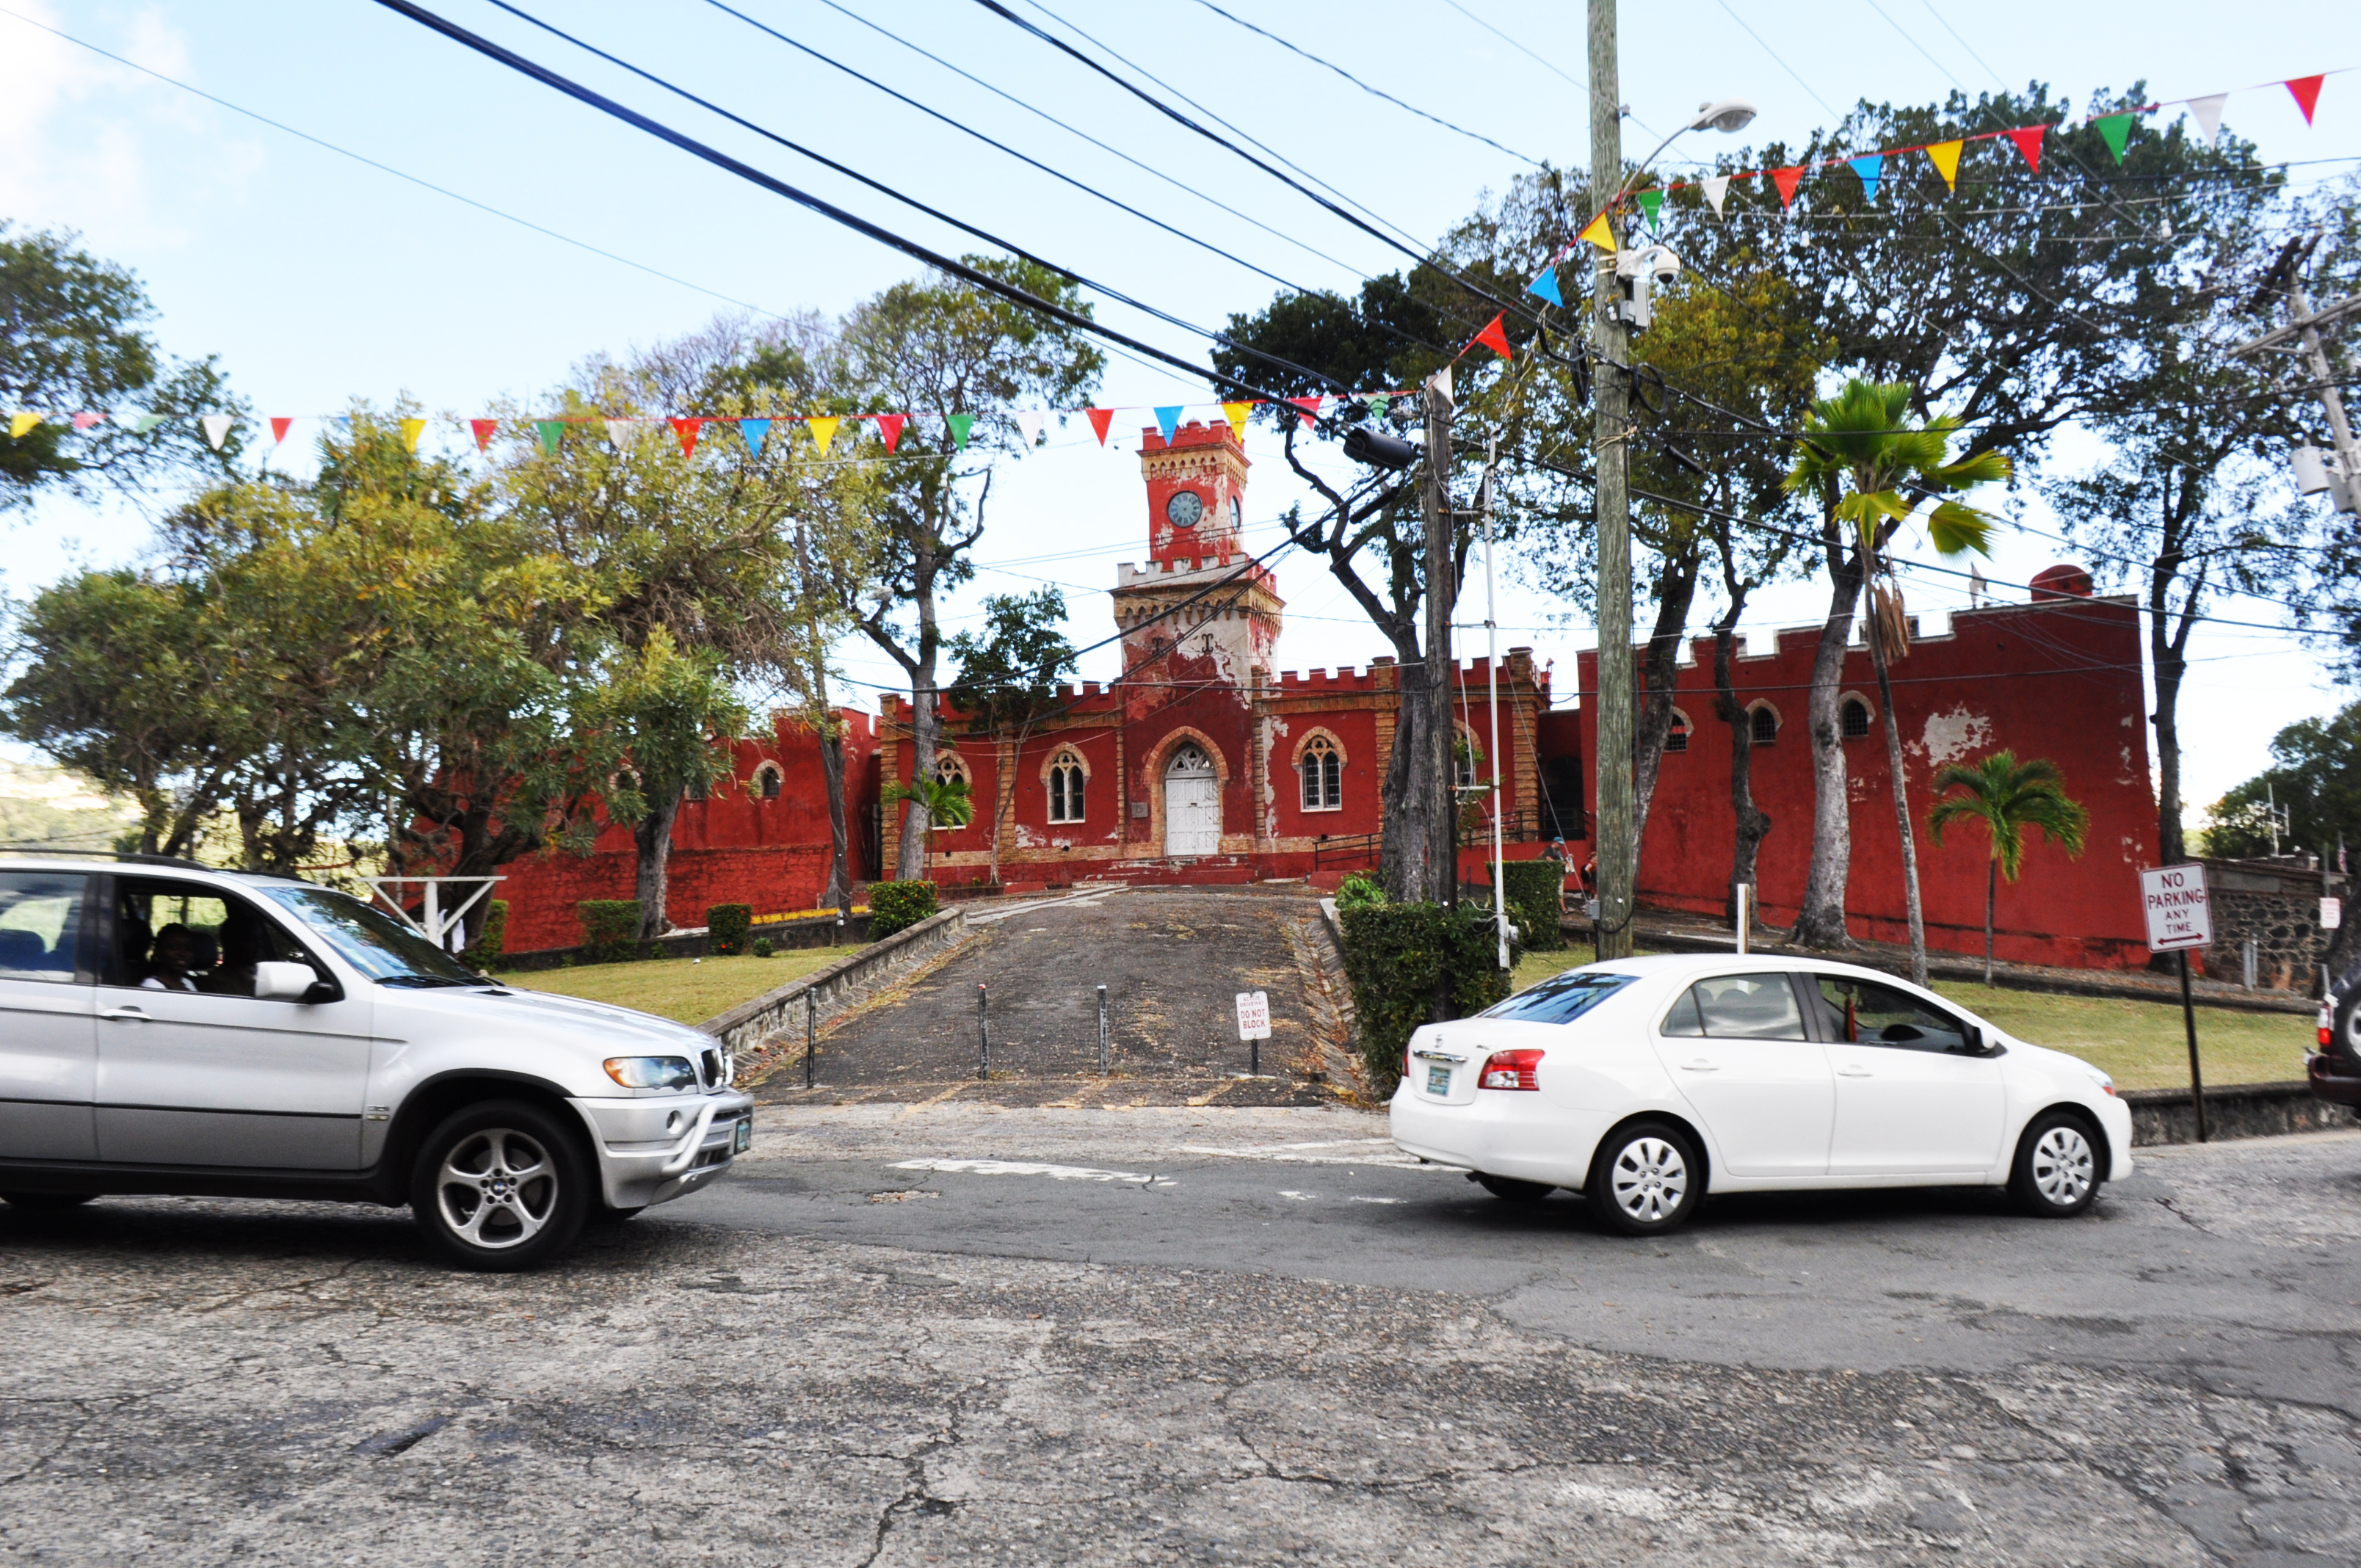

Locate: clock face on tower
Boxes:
[1164,489,1205,529]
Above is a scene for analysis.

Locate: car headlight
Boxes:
[604,1056,697,1090]
[2081,1061,2118,1097]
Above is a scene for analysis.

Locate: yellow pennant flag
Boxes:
[1576,210,1617,252]
[1220,401,1252,443]
[1925,139,1963,194]
[399,417,427,453]
[807,415,841,456]
[10,412,43,439]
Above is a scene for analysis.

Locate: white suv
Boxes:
[0,854,753,1270]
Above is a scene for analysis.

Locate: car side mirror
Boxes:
[254,960,322,1002]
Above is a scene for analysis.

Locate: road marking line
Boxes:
[1349,1196,1407,1205]
[1277,1190,1316,1201]
[890,1158,1166,1185]
[1178,1144,1425,1167]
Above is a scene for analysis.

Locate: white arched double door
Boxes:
[1162,744,1220,857]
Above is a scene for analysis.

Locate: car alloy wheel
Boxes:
[2009,1111,2102,1218]
[410,1100,590,1270]
[438,1128,560,1249]
[1586,1119,1702,1236]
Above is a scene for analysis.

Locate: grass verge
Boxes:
[505,948,866,1026]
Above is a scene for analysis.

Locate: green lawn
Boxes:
[504,948,865,1026]
[1509,948,2311,1091]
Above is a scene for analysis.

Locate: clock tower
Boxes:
[1111,418,1284,694]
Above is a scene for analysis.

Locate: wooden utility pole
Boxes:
[1587,0,1636,958]
[1423,365,1458,909]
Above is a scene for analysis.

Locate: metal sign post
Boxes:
[1235,990,1272,1077]
[977,984,990,1081]
[2140,864,2215,1142]
[1097,984,1110,1075]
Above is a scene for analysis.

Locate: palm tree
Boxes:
[1785,380,2009,985]
[1929,750,2091,984]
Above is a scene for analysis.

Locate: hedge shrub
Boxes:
[577,899,641,962]
[867,879,940,939]
[707,903,753,957]
[752,937,775,959]
[1338,900,1515,1097]
[1335,871,1385,912]
[1498,860,1566,952]
[464,899,509,968]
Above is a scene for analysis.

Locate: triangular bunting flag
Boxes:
[1221,401,1252,443]
[1368,395,1390,421]
[1526,264,1564,307]
[1701,174,1730,217]
[807,415,841,456]
[2188,94,2227,148]
[1635,189,1664,232]
[9,413,42,439]
[534,419,565,454]
[1087,408,1115,446]
[1287,396,1323,428]
[2285,75,2325,126]
[270,417,294,445]
[70,411,102,431]
[2006,125,2046,172]
[200,414,233,450]
[2093,112,2135,164]
[1769,166,1805,209]
[1152,407,1180,443]
[1014,410,1045,448]
[605,418,637,449]
[737,418,770,457]
[874,413,906,453]
[946,413,975,451]
[1469,313,1513,361]
[1848,153,1883,203]
[399,417,427,454]
[470,418,498,451]
[1926,139,1964,192]
[133,413,164,434]
[670,418,703,457]
[1575,209,1616,251]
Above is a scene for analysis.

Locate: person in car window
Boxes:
[141,923,203,991]
[205,918,267,997]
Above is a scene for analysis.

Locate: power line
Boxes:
[1713,0,1843,120]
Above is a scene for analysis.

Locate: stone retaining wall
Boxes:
[699,907,969,1056]
[2122,1081,2354,1145]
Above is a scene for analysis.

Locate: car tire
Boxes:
[1475,1175,1555,1203]
[1586,1119,1703,1237]
[2008,1111,2102,1219]
[1,1192,97,1210]
[410,1100,590,1271]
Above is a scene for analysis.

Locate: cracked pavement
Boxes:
[2,1108,2358,1564]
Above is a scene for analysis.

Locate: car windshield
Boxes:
[254,885,486,987]
[1481,970,1636,1026]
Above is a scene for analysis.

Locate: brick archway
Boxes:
[1139,727,1230,859]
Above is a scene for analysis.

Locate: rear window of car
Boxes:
[1481,970,1636,1026]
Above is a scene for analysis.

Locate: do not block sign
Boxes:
[2139,864,2213,953]
[1235,990,1272,1041]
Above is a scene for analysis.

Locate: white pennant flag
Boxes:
[606,418,641,448]
[200,414,233,450]
[1014,410,1045,447]
[1701,175,1730,217]
[2188,94,2227,149]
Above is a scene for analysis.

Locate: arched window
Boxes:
[1840,697,1873,740]
[751,762,783,800]
[1749,704,1780,747]
[1048,749,1086,823]
[933,752,970,788]
[1665,709,1691,754]
[1300,735,1342,811]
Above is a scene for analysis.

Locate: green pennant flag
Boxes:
[2094,112,2134,164]
[534,419,565,454]
[945,413,975,451]
[1367,394,1390,421]
[1636,188,1664,231]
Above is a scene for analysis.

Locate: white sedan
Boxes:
[1389,953,2132,1235]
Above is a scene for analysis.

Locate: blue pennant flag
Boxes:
[1526,264,1564,307]
[1153,405,1182,443]
[1848,153,1884,204]
[738,418,771,457]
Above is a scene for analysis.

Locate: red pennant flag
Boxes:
[1287,396,1323,428]
[469,418,498,451]
[1769,166,1805,209]
[670,418,703,457]
[269,417,294,445]
[2285,75,2326,125]
[2007,125,2047,172]
[1086,408,1115,446]
[874,413,907,452]
[1468,313,1513,361]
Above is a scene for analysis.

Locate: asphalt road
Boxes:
[3,1105,2358,1566]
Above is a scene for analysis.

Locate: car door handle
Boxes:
[1836,1064,1873,1077]
[1679,1059,1719,1072]
[100,1006,149,1022]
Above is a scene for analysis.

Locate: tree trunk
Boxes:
[1632,546,1702,862]
[2150,558,2202,865]
[1379,664,1446,904]
[819,722,852,916]
[1794,544,1867,948]
[1865,606,1928,987]
[1984,857,1997,986]
[633,787,682,939]
[1421,371,1458,915]
[1711,597,1771,926]
[894,575,943,881]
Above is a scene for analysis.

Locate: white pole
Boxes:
[1735,882,1750,955]
[424,880,443,950]
[1484,438,1508,970]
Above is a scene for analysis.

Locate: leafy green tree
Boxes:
[947,587,1077,885]
[1786,380,2006,981]
[2202,704,2361,863]
[1928,750,2091,984]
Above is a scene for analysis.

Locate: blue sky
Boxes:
[2,0,2354,821]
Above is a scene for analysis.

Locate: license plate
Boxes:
[1425,1063,1451,1097]
[733,1118,752,1153]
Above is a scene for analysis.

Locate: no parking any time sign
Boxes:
[2139,864,2213,953]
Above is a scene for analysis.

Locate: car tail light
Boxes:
[2321,1003,2335,1050]
[1478,1048,1542,1091]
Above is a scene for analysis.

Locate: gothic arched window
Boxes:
[1300,734,1342,811]
[1048,749,1086,823]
